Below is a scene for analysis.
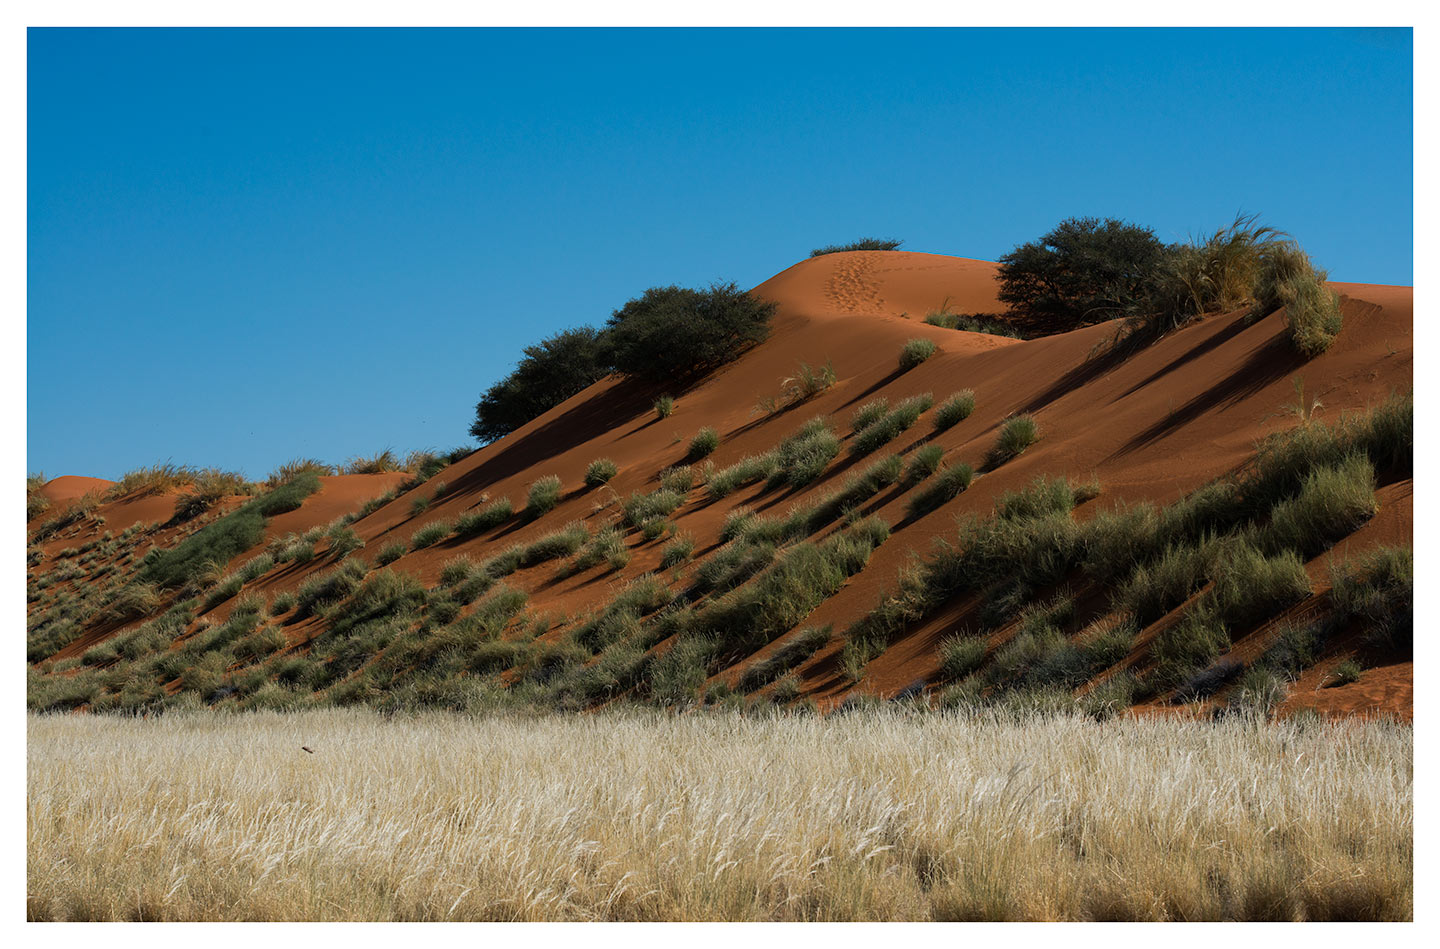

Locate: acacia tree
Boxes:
[997,217,1170,331]
[469,327,609,443]
[604,282,775,383]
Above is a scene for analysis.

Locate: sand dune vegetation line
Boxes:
[27,708,1410,921]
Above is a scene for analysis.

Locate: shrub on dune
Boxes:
[904,444,945,485]
[998,216,1170,331]
[172,469,255,523]
[570,527,630,574]
[653,396,675,420]
[454,497,513,537]
[924,311,1019,338]
[987,415,1039,466]
[1330,546,1412,650]
[410,520,452,551]
[899,338,937,371]
[520,523,590,566]
[851,395,933,456]
[1207,541,1311,628]
[780,360,837,405]
[1261,454,1377,557]
[295,559,368,619]
[584,458,619,489]
[343,451,403,475]
[705,454,778,499]
[660,532,695,569]
[939,634,988,681]
[267,458,337,486]
[659,466,695,493]
[687,428,720,461]
[639,518,670,542]
[1249,241,1343,357]
[851,398,890,433]
[1281,272,1344,357]
[768,419,841,488]
[932,391,976,432]
[737,626,831,692]
[622,487,684,528]
[905,463,975,519]
[1116,214,1288,348]
[524,476,563,520]
[996,475,1083,521]
[109,463,199,500]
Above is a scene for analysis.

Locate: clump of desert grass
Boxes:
[1250,241,1343,356]
[904,463,975,519]
[26,708,1411,921]
[898,338,937,371]
[524,476,563,520]
[409,520,452,551]
[108,464,202,499]
[757,360,838,415]
[686,428,720,461]
[621,487,685,528]
[266,458,337,486]
[931,390,976,432]
[27,473,51,521]
[584,459,619,488]
[850,395,933,456]
[343,450,403,475]
[454,497,513,537]
[569,526,630,574]
[1112,215,1343,358]
[767,418,841,487]
[923,310,1020,338]
[986,414,1039,466]
[660,532,695,568]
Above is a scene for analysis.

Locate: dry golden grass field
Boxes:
[27,708,1411,921]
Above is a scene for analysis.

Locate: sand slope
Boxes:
[28,251,1413,716]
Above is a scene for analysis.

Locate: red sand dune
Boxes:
[28,251,1413,717]
[38,475,113,505]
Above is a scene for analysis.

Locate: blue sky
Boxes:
[27,27,1413,480]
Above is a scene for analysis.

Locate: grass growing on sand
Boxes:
[583,458,619,488]
[27,707,1411,922]
[524,476,563,520]
[898,338,937,371]
[987,414,1040,466]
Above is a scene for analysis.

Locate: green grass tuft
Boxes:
[454,497,513,537]
[850,395,933,456]
[660,532,695,569]
[986,415,1039,467]
[932,390,976,432]
[410,520,452,551]
[524,476,563,521]
[905,464,975,519]
[899,338,937,371]
[687,428,720,461]
[584,459,619,488]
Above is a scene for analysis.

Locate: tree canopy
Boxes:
[468,327,610,443]
[997,217,1170,331]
